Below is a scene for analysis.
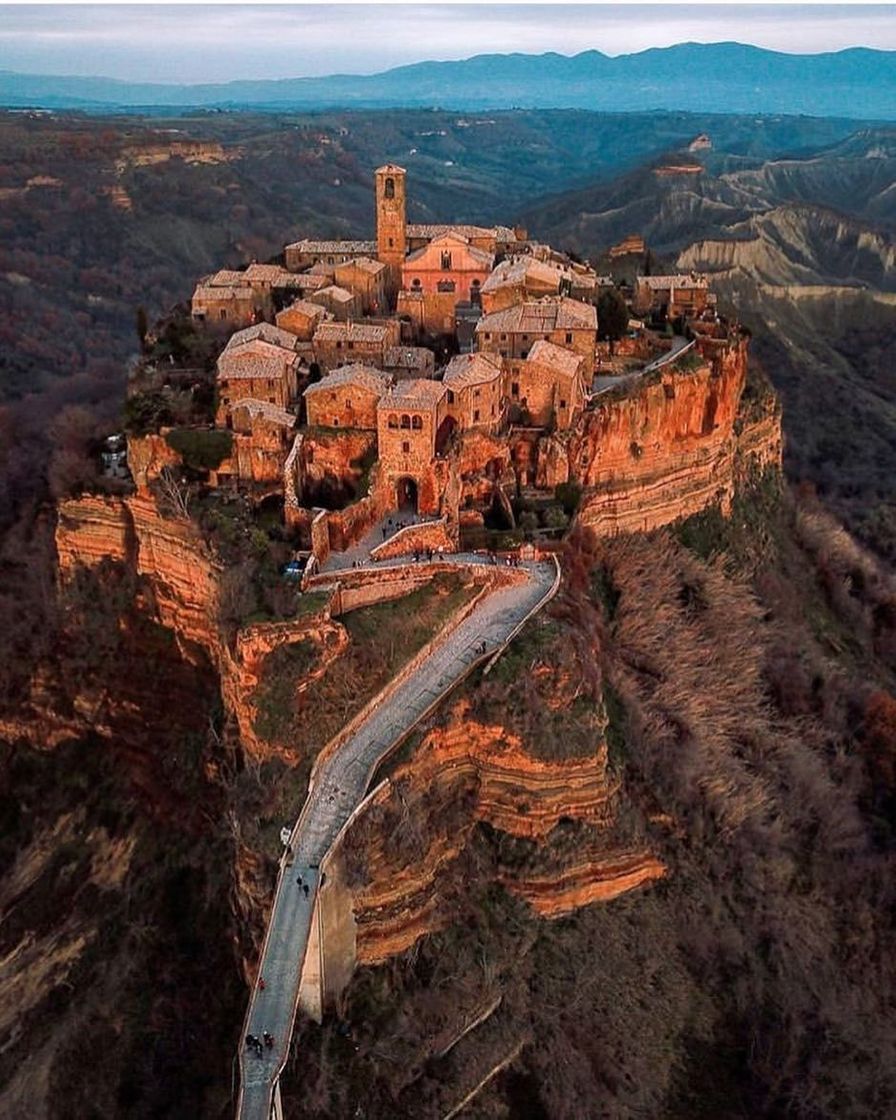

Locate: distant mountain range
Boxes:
[2,43,896,118]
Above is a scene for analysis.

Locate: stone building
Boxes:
[284,239,376,271]
[303,364,388,431]
[191,270,261,327]
[508,340,587,429]
[476,296,597,370]
[376,379,451,512]
[383,346,436,380]
[312,319,401,372]
[212,399,297,488]
[215,324,304,425]
[275,298,330,340]
[609,234,646,259]
[443,352,505,433]
[401,233,494,330]
[334,257,389,315]
[480,255,599,314]
[406,223,520,256]
[633,274,712,320]
[308,285,362,322]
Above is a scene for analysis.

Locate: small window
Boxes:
[559,399,567,410]
[521,350,528,359]
[485,332,492,341]
[500,333,507,341]
[348,341,354,350]
[412,277,422,289]
[474,388,480,398]
[336,340,343,349]
[441,251,452,270]
[437,279,456,293]
[473,409,480,422]
[511,382,519,398]
[388,414,399,429]
[565,332,573,344]
[522,334,528,341]
[411,415,422,430]
[346,398,352,408]
[219,309,227,320]
[402,440,410,453]
[400,414,411,429]
[447,390,455,404]
[385,176,395,199]
[500,350,508,358]
[333,417,340,426]
[388,237,393,248]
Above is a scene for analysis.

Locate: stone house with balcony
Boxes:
[475,296,597,370]
[303,364,388,431]
[442,352,505,433]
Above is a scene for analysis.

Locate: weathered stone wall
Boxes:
[369,518,455,561]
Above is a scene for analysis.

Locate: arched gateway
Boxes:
[395,477,418,513]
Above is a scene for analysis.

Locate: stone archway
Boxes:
[396,477,418,513]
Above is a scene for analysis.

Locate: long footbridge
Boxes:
[236,553,560,1120]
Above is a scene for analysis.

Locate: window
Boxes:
[565,332,573,344]
[388,414,399,429]
[473,409,480,422]
[522,334,528,341]
[219,309,227,320]
[333,417,340,426]
[474,388,480,398]
[447,390,455,404]
[441,251,452,270]
[500,350,508,359]
[484,332,492,341]
[491,404,495,417]
[437,279,456,293]
[559,399,566,410]
[400,414,411,429]
[385,177,395,199]
[521,350,528,359]
[500,333,507,341]
[412,277,422,289]
[511,381,519,398]
[336,341,343,350]
[411,415,423,430]
[388,237,393,248]
[402,440,410,453]
[347,341,354,350]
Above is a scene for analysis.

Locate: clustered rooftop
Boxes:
[186,164,716,519]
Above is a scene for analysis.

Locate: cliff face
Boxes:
[557,340,782,535]
[332,698,663,965]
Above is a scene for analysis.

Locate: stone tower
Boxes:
[375,164,407,297]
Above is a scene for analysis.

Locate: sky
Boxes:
[0,3,894,84]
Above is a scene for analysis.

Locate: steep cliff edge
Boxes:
[559,339,781,535]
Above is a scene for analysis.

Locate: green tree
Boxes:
[597,287,630,355]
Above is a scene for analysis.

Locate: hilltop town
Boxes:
[122,163,766,576]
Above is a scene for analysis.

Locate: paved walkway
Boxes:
[236,554,558,1120]
[321,510,440,573]
[591,334,691,395]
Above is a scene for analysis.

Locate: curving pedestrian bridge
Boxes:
[235,552,559,1120]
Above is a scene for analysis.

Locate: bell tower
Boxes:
[375,164,407,298]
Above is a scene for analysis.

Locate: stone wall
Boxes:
[369,518,455,561]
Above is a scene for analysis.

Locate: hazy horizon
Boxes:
[1,4,895,85]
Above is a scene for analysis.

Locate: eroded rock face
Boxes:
[329,702,664,965]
